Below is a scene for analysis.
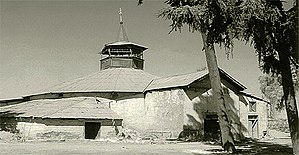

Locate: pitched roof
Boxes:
[0,68,246,103]
[0,97,122,120]
[40,68,158,94]
[145,68,246,92]
[145,70,208,91]
[239,91,269,103]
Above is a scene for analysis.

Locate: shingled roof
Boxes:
[0,68,247,104]
[40,68,158,94]
[145,70,208,91]
[0,97,122,120]
[145,68,247,92]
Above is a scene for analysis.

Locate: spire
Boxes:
[117,8,129,42]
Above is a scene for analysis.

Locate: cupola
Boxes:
[99,8,148,70]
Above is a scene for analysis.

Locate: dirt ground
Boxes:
[0,138,293,155]
[0,129,293,155]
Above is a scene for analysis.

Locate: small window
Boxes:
[249,101,256,112]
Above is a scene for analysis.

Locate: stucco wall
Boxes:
[16,122,84,140]
[0,117,120,140]
[143,89,185,138]
[256,101,268,137]
[109,90,185,138]
[110,94,145,131]
[239,95,249,138]
[183,90,204,131]
[184,87,246,141]
[108,87,251,140]
[241,95,268,139]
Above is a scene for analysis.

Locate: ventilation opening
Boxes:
[85,122,101,139]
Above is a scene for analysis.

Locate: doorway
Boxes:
[85,122,101,139]
[248,115,259,138]
[204,114,221,141]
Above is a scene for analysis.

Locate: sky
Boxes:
[0,0,280,99]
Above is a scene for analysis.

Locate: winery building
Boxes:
[0,9,268,141]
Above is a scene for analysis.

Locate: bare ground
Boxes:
[0,138,293,155]
[0,129,293,155]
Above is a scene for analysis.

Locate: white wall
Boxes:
[109,90,185,138]
[184,87,247,141]
[144,89,185,138]
[16,122,84,140]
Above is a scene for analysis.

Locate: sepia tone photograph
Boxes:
[0,0,298,154]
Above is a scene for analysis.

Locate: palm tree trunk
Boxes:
[201,32,235,153]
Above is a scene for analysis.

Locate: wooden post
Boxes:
[201,32,235,153]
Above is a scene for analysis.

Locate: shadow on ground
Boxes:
[201,140,293,155]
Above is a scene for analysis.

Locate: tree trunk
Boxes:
[278,52,299,155]
[294,68,299,155]
[286,92,299,155]
[201,32,235,153]
[296,4,299,154]
[294,3,299,153]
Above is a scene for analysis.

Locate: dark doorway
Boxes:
[204,114,221,142]
[85,122,101,139]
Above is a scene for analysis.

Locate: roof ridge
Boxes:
[218,68,247,90]
[152,70,208,80]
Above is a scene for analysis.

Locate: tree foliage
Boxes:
[241,0,298,75]
[138,0,299,153]
[156,0,298,100]
[259,65,298,111]
[157,0,245,51]
[259,75,284,110]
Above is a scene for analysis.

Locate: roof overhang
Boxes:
[100,41,148,54]
[239,91,270,103]
[0,97,123,121]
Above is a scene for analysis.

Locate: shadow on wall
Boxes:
[182,87,248,142]
[180,89,205,141]
[222,87,248,141]
[0,111,24,133]
[179,114,204,141]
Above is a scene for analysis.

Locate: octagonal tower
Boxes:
[99,8,148,70]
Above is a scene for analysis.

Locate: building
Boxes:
[0,9,268,141]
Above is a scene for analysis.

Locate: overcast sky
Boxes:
[0,0,277,99]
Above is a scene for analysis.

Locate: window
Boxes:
[249,101,256,112]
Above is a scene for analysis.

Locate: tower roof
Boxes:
[100,8,148,55]
[100,41,148,54]
[117,8,129,42]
